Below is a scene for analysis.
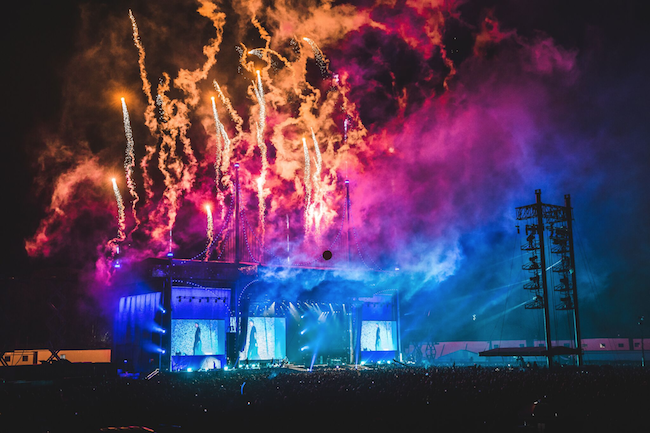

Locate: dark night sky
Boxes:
[2,0,649,346]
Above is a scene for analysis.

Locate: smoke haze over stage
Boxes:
[2,0,649,354]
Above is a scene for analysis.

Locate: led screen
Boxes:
[171,319,225,356]
[361,321,397,351]
[241,317,286,360]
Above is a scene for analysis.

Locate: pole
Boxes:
[536,190,553,368]
[640,316,646,368]
[396,287,402,362]
[564,194,583,366]
[234,163,241,265]
[345,179,351,264]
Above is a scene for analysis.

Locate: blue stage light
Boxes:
[300,346,309,351]
[187,368,193,372]
[166,251,174,257]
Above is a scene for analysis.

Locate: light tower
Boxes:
[516,190,583,367]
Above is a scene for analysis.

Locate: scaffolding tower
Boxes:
[516,190,583,367]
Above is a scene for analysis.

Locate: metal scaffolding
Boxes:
[516,190,583,367]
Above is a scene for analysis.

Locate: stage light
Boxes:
[300,329,308,335]
[300,346,309,351]
[167,251,174,257]
[187,368,193,372]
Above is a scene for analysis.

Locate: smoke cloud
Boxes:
[21,0,650,340]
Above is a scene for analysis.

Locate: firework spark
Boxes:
[302,137,312,234]
[120,98,140,231]
[253,70,268,251]
[110,178,126,252]
[309,127,324,235]
[213,79,244,139]
[303,37,329,77]
[211,96,224,188]
[204,204,214,261]
[129,10,158,202]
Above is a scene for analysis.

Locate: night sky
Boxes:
[2,0,649,347]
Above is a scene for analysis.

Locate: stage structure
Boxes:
[513,189,583,367]
[112,259,400,372]
[111,157,403,372]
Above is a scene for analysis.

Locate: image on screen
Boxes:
[171,319,225,356]
[241,317,286,360]
[361,321,397,351]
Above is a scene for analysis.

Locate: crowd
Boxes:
[1,364,648,432]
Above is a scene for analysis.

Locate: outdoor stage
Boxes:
[111,258,401,372]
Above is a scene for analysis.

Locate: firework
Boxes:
[303,37,329,77]
[213,80,244,142]
[121,98,141,231]
[129,10,158,203]
[211,96,224,188]
[253,70,268,250]
[205,205,214,261]
[310,128,324,235]
[302,137,312,233]
[110,178,126,252]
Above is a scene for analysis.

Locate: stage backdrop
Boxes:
[170,287,230,370]
[240,317,286,361]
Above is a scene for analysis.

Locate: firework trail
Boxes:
[129,10,158,202]
[213,80,244,138]
[253,70,268,250]
[110,178,126,252]
[211,96,232,219]
[310,127,324,235]
[204,205,214,261]
[302,137,312,233]
[151,79,182,247]
[121,98,141,231]
[248,48,264,59]
[211,96,233,187]
[286,214,290,264]
[128,10,155,115]
[303,37,329,77]
[211,96,224,186]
